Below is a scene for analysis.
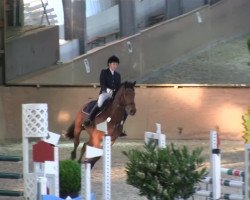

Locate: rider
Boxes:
[83,55,127,137]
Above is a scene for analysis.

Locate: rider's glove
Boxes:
[106,88,113,95]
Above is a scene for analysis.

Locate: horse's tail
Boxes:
[65,122,75,139]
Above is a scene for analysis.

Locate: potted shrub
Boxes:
[123,141,207,200]
[247,36,250,53]
[59,159,81,198]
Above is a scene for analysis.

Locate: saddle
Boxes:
[82,100,97,114]
[82,99,111,115]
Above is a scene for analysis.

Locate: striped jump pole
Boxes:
[202,177,244,188]
[196,190,244,200]
[221,168,245,178]
[0,155,23,180]
[0,155,22,162]
[0,172,23,179]
[0,155,23,197]
[223,193,244,200]
[0,190,24,197]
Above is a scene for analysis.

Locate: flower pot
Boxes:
[60,192,79,199]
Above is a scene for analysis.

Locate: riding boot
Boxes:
[84,104,100,127]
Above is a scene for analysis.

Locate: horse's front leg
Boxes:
[78,142,87,163]
[71,137,79,160]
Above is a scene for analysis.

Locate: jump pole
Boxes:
[202,177,244,188]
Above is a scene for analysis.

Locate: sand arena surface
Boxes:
[0,138,246,200]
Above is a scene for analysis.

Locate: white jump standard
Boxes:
[196,130,248,200]
[83,121,111,200]
[144,123,166,148]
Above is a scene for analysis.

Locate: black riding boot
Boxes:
[84,105,100,127]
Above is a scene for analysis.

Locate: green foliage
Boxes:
[123,141,207,200]
[59,159,81,197]
[247,36,250,53]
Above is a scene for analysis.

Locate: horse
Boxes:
[65,81,136,168]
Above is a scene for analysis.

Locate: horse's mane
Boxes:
[110,81,136,103]
[118,81,136,91]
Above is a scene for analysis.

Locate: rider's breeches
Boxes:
[97,92,112,107]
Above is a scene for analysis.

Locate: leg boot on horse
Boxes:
[119,114,128,137]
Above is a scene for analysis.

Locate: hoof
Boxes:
[119,131,127,137]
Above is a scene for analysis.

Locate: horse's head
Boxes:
[118,81,137,116]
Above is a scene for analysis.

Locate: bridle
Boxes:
[116,86,135,109]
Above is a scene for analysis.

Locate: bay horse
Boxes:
[65,81,136,168]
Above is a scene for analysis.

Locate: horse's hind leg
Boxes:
[78,142,87,163]
[71,121,82,160]
[71,142,78,160]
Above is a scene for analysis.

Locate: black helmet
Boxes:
[107,55,120,65]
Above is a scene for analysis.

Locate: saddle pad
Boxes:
[82,100,97,114]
